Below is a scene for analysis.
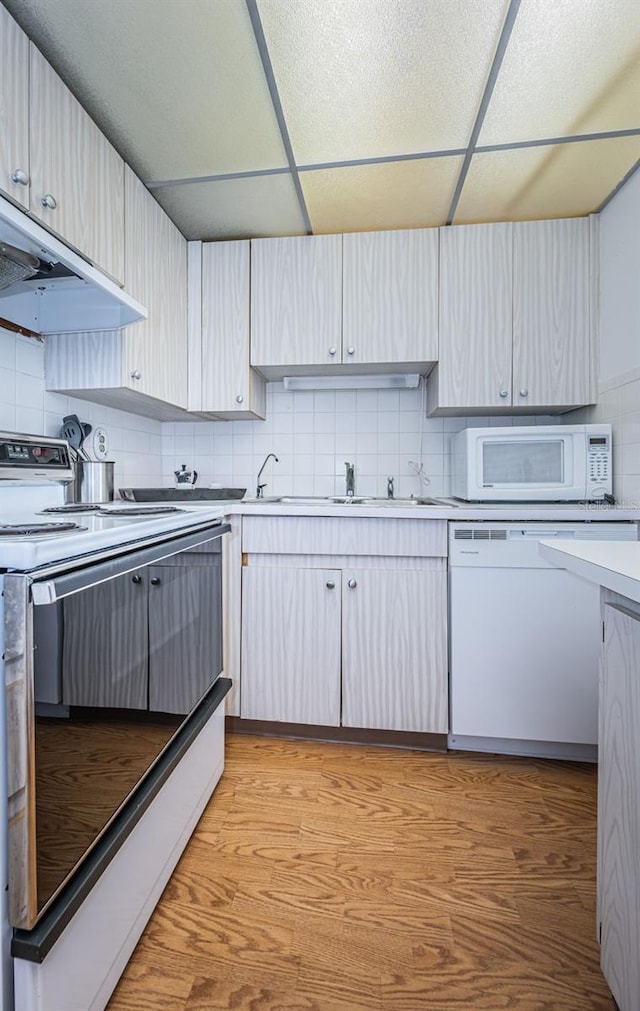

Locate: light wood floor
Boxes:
[107,734,615,1011]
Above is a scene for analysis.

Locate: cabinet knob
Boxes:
[150,576,161,586]
[347,578,357,589]
[499,389,509,398]
[11,168,29,186]
[131,574,142,584]
[41,193,57,210]
[328,346,337,356]
[326,580,335,590]
[236,394,244,404]
[519,388,529,398]
[346,346,355,356]
[130,369,142,380]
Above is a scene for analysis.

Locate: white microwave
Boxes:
[451,424,612,502]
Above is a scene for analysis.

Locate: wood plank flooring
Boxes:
[107,734,615,1011]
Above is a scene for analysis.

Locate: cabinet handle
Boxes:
[326,580,335,590]
[41,193,57,210]
[347,578,357,589]
[131,574,142,584]
[346,346,355,356]
[236,394,244,404]
[519,388,529,398]
[328,346,337,356]
[499,389,509,398]
[150,576,161,586]
[11,169,29,186]
[130,370,142,380]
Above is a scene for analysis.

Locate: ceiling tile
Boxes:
[258,0,508,164]
[454,137,640,223]
[3,0,288,181]
[479,0,640,145]
[152,174,306,241]
[302,157,464,233]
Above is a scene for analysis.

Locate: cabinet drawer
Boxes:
[242,516,447,558]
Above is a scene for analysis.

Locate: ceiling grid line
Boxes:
[598,157,640,211]
[145,129,640,191]
[445,0,522,225]
[244,0,313,234]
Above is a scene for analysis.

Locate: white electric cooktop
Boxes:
[0,503,226,572]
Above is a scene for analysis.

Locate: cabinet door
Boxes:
[241,566,341,725]
[125,167,188,408]
[148,562,222,715]
[342,568,447,733]
[29,46,125,283]
[0,6,30,209]
[513,218,590,408]
[251,234,342,368]
[599,603,640,1011]
[62,571,147,709]
[200,240,264,417]
[343,229,438,364]
[437,223,513,410]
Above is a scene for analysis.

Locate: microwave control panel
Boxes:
[587,435,610,488]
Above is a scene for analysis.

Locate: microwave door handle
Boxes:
[29,522,230,605]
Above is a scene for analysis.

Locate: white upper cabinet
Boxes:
[124,168,187,408]
[435,222,513,411]
[428,217,594,415]
[250,234,343,371]
[513,218,591,409]
[0,6,30,209]
[190,240,266,420]
[29,46,125,284]
[343,228,439,365]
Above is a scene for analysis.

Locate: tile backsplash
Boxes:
[161,382,555,499]
[564,367,640,508]
[0,328,163,491]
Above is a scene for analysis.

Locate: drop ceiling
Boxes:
[4,0,640,240]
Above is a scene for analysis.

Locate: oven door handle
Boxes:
[30,522,230,604]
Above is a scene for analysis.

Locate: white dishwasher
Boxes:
[448,521,637,760]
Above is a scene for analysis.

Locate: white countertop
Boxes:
[228,499,640,523]
[539,540,640,604]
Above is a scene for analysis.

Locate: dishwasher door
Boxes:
[449,522,636,748]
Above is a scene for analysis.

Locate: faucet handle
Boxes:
[387,476,394,499]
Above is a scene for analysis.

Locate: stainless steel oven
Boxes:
[3,521,228,930]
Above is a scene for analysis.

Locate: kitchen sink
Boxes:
[249,495,456,507]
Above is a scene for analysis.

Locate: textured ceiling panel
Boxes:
[258,0,508,164]
[152,174,306,241]
[455,137,640,223]
[479,0,640,145]
[302,157,464,233]
[3,0,288,181]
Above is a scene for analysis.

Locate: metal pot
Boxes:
[65,459,115,504]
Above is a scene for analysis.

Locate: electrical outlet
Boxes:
[93,426,109,460]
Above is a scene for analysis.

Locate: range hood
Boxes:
[0,195,146,335]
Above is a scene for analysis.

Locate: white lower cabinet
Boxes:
[341,568,447,733]
[241,565,342,726]
[239,517,448,735]
[599,594,640,1011]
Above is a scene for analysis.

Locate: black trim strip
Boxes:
[446,0,522,225]
[227,716,447,753]
[12,678,232,963]
[245,0,313,234]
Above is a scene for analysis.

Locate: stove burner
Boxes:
[97,506,186,516]
[40,504,103,514]
[0,522,85,536]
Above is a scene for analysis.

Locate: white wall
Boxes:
[0,327,163,491]
[161,383,554,499]
[598,167,640,381]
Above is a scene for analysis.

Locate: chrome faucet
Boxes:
[345,461,355,497]
[387,476,394,499]
[256,453,278,498]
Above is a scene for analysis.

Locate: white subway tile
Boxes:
[15,406,44,435]
[15,337,44,378]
